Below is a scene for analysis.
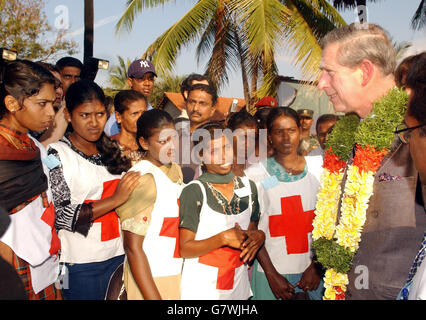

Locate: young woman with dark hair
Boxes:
[116,109,183,299]
[0,60,61,299]
[245,107,324,300]
[111,90,147,165]
[179,121,265,300]
[227,110,259,177]
[47,79,141,300]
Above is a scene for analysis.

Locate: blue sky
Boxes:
[43,0,426,98]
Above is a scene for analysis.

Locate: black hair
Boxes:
[136,109,174,151]
[65,80,131,174]
[266,107,301,132]
[55,56,84,72]
[114,89,147,114]
[187,83,218,107]
[0,59,56,119]
[395,52,426,88]
[405,54,426,135]
[180,73,210,99]
[36,61,60,74]
[253,107,272,130]
[227,110,257,131]
[315,114,340,133]
[192,121,227,173]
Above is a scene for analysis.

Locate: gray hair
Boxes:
[320,23,396,76]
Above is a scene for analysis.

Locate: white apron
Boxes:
[49,141,124,264]
[180,178,253,300]
[130,160,183,277]
[0,137,60,294]
[245,156,322,275]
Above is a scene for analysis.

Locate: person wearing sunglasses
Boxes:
[396,55,426,300]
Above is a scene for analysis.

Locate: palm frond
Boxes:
[115,0,174,34]
[411,0,425,30]
[143,0,218,75]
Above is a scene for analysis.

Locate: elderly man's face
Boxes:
[405,112,426,184]
[318,43,365,117]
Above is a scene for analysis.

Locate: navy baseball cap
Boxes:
[127,59,157,78]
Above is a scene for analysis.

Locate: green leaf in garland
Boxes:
[312,238,355,274]
[355,88,408,151]
[324,113,360,162]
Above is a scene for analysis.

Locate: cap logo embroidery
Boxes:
[140,60,149,68]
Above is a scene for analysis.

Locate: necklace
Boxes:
[205,176,241,215]
[311,87,408,300]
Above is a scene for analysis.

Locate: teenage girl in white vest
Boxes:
[179,121,265,300]
[48,80,141,300]
[245,107,324,300]
[116,109,183,300]
[0,60,60,299]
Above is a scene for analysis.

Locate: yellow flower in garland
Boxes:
[323,269,349,300]
[312,88,408,300]
[312,169,344,240]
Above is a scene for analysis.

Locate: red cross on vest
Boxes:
[199,247,244,290]
[159,199,181,258]
[269,195,315,254]
[41,201,61,256]
[84,179,121,242]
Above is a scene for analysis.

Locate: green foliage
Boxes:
[116,0,346,101]
[108,55,133,89]
[325,113,360,161]
[355,88,408,151]
[0,0,78,61]
[312,238,355,274]
[150,74,186,107]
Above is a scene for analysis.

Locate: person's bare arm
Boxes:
[179,224,247,258]
[123,230,161,300]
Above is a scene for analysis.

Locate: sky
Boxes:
[42,0,426,98]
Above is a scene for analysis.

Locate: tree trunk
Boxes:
[249,69,258,113]
[234,29,251,108]
[84,0,94,64]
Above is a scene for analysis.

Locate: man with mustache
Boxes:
[177,84,217,183]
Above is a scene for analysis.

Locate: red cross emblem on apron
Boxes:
[41,201,61,256]
[199,247,244,290]
[269,195,315,254]
[85,179,121,242]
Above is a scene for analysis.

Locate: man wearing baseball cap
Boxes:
[104,59,157,136]
[297,108,320,156]
[126,59,157,106]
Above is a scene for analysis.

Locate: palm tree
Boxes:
[84,0,94,64]
[108,55,132,89]
[116,0,345,108]
[150,74,186,107]
[411,0,425,30]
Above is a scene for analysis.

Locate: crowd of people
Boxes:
[0,22,425,301]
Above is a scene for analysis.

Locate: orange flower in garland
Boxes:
[323,148,347,173]
[352,144,387,173]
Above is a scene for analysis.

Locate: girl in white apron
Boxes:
[179,122,265,300]
[0,60,60,299]
[116,109,183,300]
[245,107,324,300]
[48,80,140,300]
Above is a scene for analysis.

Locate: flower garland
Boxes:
[312,88,408,300]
